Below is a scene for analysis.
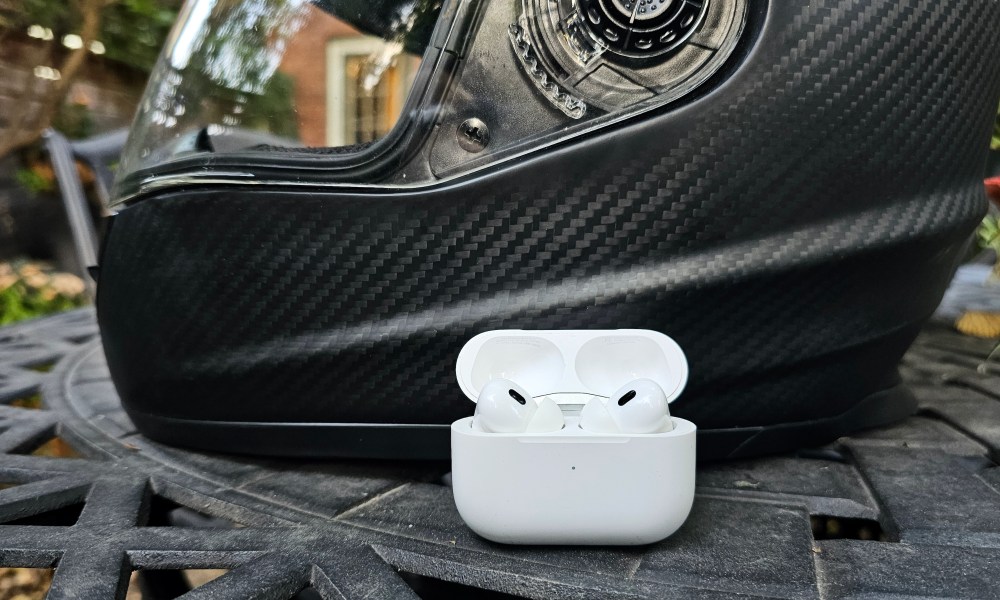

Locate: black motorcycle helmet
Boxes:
[97,0,1000,460]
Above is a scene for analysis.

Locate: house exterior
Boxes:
[279,4,420,149]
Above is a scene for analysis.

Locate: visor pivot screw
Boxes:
[457,118,490,153]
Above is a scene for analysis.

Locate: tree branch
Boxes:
[0,0,116,158]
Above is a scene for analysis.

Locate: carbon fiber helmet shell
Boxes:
[97,0,1000,460]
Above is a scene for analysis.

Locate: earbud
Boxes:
[580,378,672,433]
[473,379,564,433]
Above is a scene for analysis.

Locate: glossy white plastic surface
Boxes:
[452,415,696,545]
[451,329,696,545]
[459,329,688,404]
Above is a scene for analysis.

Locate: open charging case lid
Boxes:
[455,330,689,407]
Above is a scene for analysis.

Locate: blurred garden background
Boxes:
[0,0,179,329]
[0,0,178,591]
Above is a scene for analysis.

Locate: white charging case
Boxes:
[451,329,696,545]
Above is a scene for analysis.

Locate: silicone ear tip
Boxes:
[580,398,619,433]
[526,397,564,432]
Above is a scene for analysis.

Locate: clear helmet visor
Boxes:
[118,0,436,181]
[114,0,749,204]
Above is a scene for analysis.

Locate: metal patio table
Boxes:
[1,308,999,599]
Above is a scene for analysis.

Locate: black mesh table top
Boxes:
[1,308,999,599]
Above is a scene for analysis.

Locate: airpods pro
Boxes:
[451,330,696,545]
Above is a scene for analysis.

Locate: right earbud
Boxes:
[473,378,564,433]
[580,378,673,434]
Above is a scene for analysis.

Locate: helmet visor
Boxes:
[116,0,437,190]
[115,0,749,204]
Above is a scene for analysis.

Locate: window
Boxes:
[326,36,420,147]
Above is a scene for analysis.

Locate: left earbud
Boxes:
[473,379,564,433]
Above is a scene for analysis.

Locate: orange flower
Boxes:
[986,176,1000,207]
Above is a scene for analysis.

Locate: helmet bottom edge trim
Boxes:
[122,381,916,462]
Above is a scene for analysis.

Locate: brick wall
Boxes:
[280,6,361,148]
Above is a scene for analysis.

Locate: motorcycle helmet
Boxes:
[97,0,1000,460]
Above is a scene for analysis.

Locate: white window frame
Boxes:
[326,36,415,147]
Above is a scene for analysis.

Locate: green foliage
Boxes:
[1,0,179,74]
[241,72,299,139]
[979,215,1000,280]
[14,168,53,196]
[980,215,1000,254]
[51,102,94,139]
[4,0,61,31]
[0,262,88,326]
[177,0,302,139]
[101,0,180,73]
